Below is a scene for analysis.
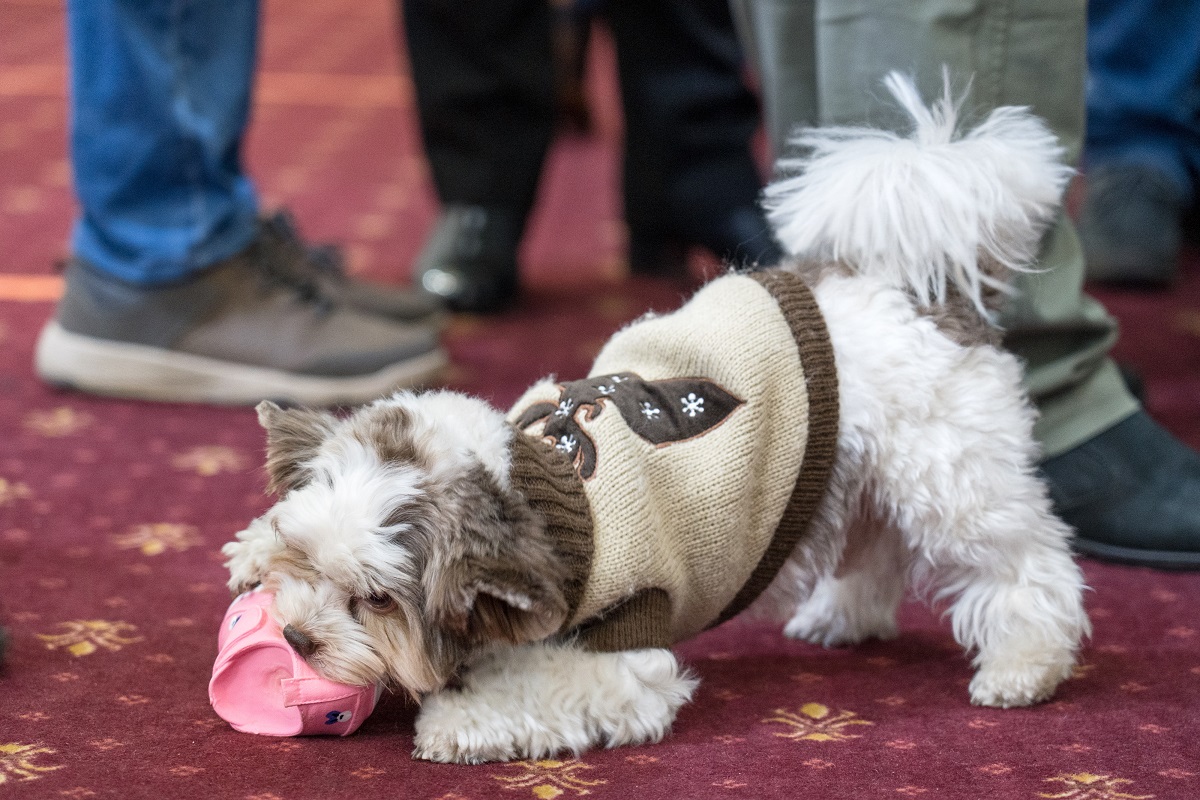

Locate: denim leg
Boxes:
[67,0,261,286]
[1086,0,1200,199]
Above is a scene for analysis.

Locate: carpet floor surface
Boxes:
[2,2,1200,798]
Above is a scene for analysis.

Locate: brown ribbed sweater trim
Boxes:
[711,269,840,626]
[506,425,595,625]
[570,588,673,653]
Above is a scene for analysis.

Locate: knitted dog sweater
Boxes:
[507,269,839,651]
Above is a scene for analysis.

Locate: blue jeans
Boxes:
[1086,0,1200,200]
[68,0,261,286]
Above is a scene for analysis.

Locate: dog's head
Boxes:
[247,392,571,694]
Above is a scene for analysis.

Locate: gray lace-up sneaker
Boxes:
[259,211,446,324]
[35,237,447,406]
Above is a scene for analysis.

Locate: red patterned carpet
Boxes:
[3,2,1200,798]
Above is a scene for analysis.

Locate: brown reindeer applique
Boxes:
[514,372,745,479]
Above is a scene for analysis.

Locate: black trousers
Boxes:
[401,0,764,236]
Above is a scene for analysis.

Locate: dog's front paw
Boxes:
[968,656,1074,708]
[412,732,510,765]
[413,691,525,764]
[221,539,263,595]
[413,645,695,763]
[221,516,282,595]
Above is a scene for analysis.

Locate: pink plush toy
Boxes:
[209,587,381,736]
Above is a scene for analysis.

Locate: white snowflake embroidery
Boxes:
[554,398,576,418]
[681,393,705,417]
[556,435,578,455]
[640,402,662,420]
[597,384,616,396]
[610,375,627,384]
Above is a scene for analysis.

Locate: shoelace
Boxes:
[307,243,350,284]
[251,215,335,313]
[261,211,350,282]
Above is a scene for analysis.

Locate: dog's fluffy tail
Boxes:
[762,71,1072,317]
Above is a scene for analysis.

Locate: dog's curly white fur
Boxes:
[222,73,1089,762]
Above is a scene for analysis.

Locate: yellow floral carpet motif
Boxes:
[763,702,874,742]
[111,522,203,556]
[170,445,247,476]
[0,477,33,506]
[494,759,606,798]
[1039,773,1155,800]
[37,620,144,657]
[0,743,61,784]
[22,406,94,437]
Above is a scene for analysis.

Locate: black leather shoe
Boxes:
[1040,411,1200,569]
[628,205,785,277]
[415,205,523,314]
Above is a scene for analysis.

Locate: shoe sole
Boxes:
[1072,537,1200,571]
[35,321,447,407]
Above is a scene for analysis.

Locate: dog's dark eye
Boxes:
[363,593,396,613]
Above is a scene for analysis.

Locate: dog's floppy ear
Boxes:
[424,470,570,645]
[256,401,338,495]
[430,563,569,645]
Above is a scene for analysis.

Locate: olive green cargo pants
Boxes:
[732,0,1139,458]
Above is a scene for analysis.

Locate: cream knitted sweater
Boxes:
[508,269,838,651]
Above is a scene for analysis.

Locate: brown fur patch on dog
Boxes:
[786,258,1006,348]
[256,401,339,495]
[422,464,571,646]
[916,252,1013,348]
[347,404,431,470]
[918,286,1004,348]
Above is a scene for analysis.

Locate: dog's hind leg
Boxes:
[783,507,909,647]
[412,642,697,763]
[909,499,1088,708]
[860,342,1090,707]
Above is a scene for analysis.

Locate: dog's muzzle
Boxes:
[282,624,318,657]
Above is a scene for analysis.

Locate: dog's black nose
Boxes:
[282,624,317,657]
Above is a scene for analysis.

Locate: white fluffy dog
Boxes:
[223,74,1090,763]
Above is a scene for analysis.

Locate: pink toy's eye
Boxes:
[363,593,396,613]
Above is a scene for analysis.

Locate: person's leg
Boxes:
[729,0,817,161]
[1078,0,1200,284]
[403,0,556,311]
[1086,0,1200,195]
[67,0,260,286]
[605,0,782,275]
[39,0,445,405]
[734,0,1200,567]
[735,0,1131,451]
